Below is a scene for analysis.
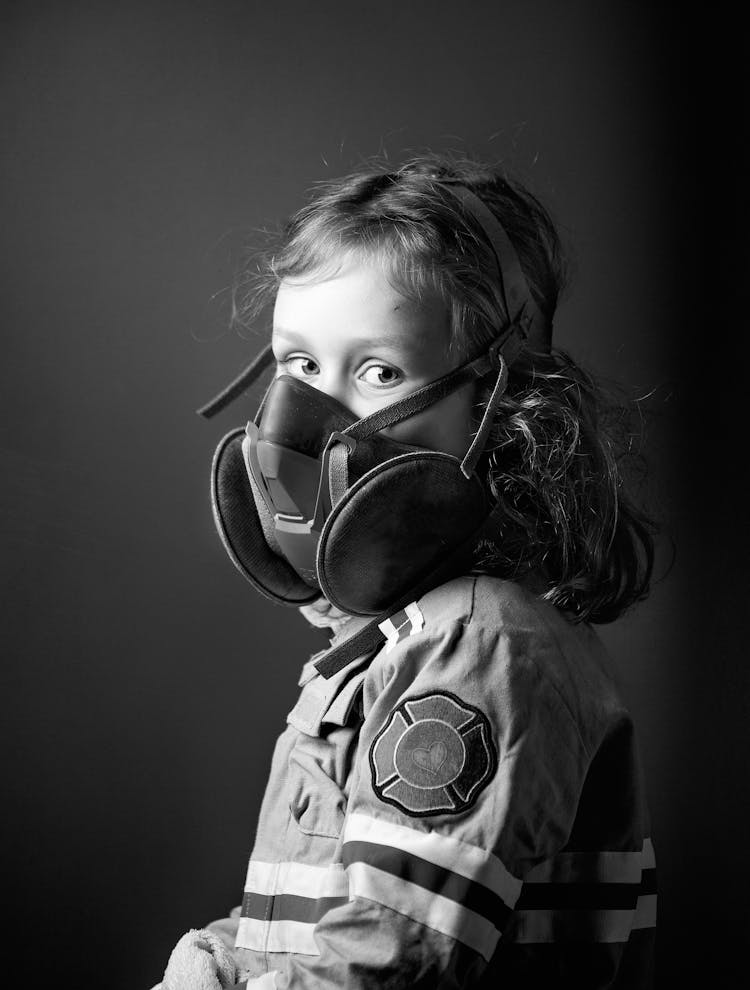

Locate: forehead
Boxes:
[272,261,449,353]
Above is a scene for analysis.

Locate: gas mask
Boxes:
[199,185,550,643]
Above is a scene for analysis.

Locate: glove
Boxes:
[161,928,237,990]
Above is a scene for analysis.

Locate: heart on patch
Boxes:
[412,741,447,775]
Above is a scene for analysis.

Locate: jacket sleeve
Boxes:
[244,581,594,988]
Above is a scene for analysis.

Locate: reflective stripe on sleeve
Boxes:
[242,892,349,924]
[244,860,349,898]
[347,860,501,961]
[236,861,350,956]
[237,917,320,956]
[344,813,522,907]
[509,837,657,943]
[342,812,522,960]
[524,837,656,885]
[525,849,641,884]
[633,893,657,929]
[511,907,639,944]
[634,837,658,929]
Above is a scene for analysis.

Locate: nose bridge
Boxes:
[315,365,351,408]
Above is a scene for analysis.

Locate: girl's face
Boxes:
[271,260,476,458]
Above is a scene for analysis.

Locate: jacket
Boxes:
[217,575,656,988]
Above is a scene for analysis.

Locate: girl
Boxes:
[157,155,657,989]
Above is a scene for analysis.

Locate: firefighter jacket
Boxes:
[215,575,656,988]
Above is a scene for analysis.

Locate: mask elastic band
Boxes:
[460,354,508,479]
[321,318,525,499]
[458,311,528,478]
[196,183,548,420]
[197,343,274,419]
[339,323,522,443]
[439,182,549,350]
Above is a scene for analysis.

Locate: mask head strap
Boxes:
[438,181,550,352]
[197,342,275,419]
[196,182,549,421]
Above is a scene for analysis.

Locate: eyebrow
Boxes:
[273,326,420,352]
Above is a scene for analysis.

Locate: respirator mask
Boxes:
[199,185,550,666]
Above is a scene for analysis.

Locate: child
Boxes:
[158,156,657,989]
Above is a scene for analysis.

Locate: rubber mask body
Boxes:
[243,373,421,588]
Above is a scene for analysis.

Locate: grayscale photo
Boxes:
[2,3,742,988]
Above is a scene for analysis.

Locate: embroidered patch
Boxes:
[369,691,497,817]
[377,602,424,654]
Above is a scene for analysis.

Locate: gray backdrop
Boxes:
[2,2,742,987]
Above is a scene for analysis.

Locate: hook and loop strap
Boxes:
[197,343,275,419]
[313,504,506,679]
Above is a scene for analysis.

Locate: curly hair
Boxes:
[230,154,657,623]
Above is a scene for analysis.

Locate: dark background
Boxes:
[1,2,745,986]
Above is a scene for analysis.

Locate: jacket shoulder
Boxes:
[370,574,626,754]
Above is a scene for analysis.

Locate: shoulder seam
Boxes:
[470,576,596,762]
[522,599,599,761]
[525,650,594,762]
[467,575,478,625]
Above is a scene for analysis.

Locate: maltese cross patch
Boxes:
[369,691,497,817]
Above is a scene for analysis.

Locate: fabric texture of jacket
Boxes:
[209,575,656,988]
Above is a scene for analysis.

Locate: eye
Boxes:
[283,355,320,378]
[358,363,403,388]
